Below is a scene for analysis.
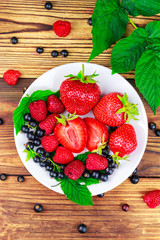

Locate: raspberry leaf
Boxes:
[61,178,93,206]
[145,21,160,43]
[23,149,36,162]
[121,0,160,17]
[77,177,100,186]
[89,0,129,61]
[135,43,160,115]
[30,90,60,101]
[76,152,92,163]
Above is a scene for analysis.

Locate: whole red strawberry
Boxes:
[41,135,59,152]
[93,92,139,126]
[143,190,160,208]
[53,146,74,164]
[109,124,137,157]
[86,153,108,170]
[60,64,101,115]
[39,113,59,135]
[64,160,85,180]
[47,95,65,114]
[53,20,71,37]
[29,100,47,122]
[3,70,21,85]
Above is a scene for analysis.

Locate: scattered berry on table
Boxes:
[35,129,45,138]
[47,95,65,114]
[57,172,65,180]
[88,17,92,25]
[21,125,29,133]
[83,171,91,178]
[45,1,52,10]
[39,161,46,167]
[36,147,46,155]
[53,146,74,164]
[27,132,36,141]
[17,175,24,183]
[100,173,108,182]
[24,113,32,121]
[53,20,71,37]
[97,193,105,198]
[105,167,114,175]
[50,171,58,178]
[23,87,27,93]
[64,160,85,180]
[36,47,44,54]
[60,49,68,57]
[148,122,156,130]
[34,204,43,213]
[45,165,53,171]
[155,129,160,137]
[51,50,58,58]
[3,69,21,85]
[132,168,137,175]
[86,153,108,171]
[143,190,160,208]
[26,142,34,150]
[92,171,100,179]
[39,113,59,135]
[122,204,130,212]
[102,146,110,157]
[0,173,7,181]
[33,138,41,147]
[29,100,47,122]
[78,224,87,234]
[41,135,59,152]
[11,36,18,44]
[0,118,4,125]
[29,120,37,128]
[33,156,40,163]
[130,175,139,184]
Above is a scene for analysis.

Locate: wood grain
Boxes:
[0,0,159,78]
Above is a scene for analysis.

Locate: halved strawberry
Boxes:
[84,117,109,152]
[54,114,87,153]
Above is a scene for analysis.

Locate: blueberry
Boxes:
[45,1,52,10]
[34,204,43,212]
[102,147,110,157]
[148,122,156,130]
[97,193,105,198]
[92,171,100,179]
[21,125,29,133]
[130,175,139,184]
[36,129,45,138]
[17,176,24,182]
[33,156,40,163]
[57,172,65,180]
[100,173,108,182]
[132,168,137,175]
[88,17,92,26]
[33,138,41,147]
[0,173,7,181]
[107,155,113,163]
[29,120,37,128]
[155,129,160,137]
[78,224,87,234]
[60,164,65,170]
[39,161,46,167]
[11,36,18,44]
[45,152,50,158]
[83,171,91,178]
[51,50,58,58]
[110,126,118,132]
[122,203,130,212]
[45,165,53,171]
[24,113,32,121]
[110,162,117,169]
[26,142,34,150]
[105,167,113,175]
[50,171,58,178]
[0,118,4,125]
[27,132,36,141]
[61,50,68,57]
[36,47,44,54]
[36,147,45,155]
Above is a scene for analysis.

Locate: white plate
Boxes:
[14,62,148,196]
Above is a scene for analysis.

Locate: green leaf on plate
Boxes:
[23,149,36,161]
[30,90,60,102]
[145,21,160,43]
[111,28,148,74]
[89,0,129,61]
[135,43,160,115]
[77,177,100,186]
[121,0,160,17]
[61,178,93,206]
[75,151,92,163]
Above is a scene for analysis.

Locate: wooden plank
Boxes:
[0,177,160,239]
[0,0,159,78]
[0,78,160,176]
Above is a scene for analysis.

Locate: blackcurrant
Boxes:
[148,122,156,130]
[100,173,108,182]
[11,36,18,44]
[24,113,32,121]
[60,164,65,170]
[122,203,130,212]
[50,171,58,178]
[45,1,52,10]
[0,118,4,125]
[21,125,29,133]
[36,129,45,138]
[83,171,91,178]
[88,17,92,26]
[45,152,50,158]
[0,173,7,181]
[45,165,53,171]
[130,175,139,184]
[29,120,37,128]
[40,155,46,161]
[26,142,34,150]
[36,47,44,54]
[155,129,160,137]
[61,49,68,57]
[17,175,24,182]
[92,171,100,179]
[102,147,110,157]
[33,138,41,147]
[110,162,117,169]
[132,168,137,175]
[51,50,58,58]
[97,193,105,198]
[36,147,45,155]
[57,172,65,180]
[33,156,40,163]
[78,224,87,234]
[39,161,46,167]
[27,132,36,141]
[105,167,113,175]
[34,204,43,212]
[107,155,113,163]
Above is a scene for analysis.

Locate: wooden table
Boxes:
[0,1,160,239]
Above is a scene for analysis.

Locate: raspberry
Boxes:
[64,160,85,180]
[39,113,59,135]
[53,146,74,164]
[29,100,47,122]
[41,135,59,152]
[143,190,160,208]
[53,20,71,37]
[3,70,21,85]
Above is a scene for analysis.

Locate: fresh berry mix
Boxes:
[53,20,71,37]
[36,47,44,54]
[11,36,18,44]
[0,118,4,125]
[45,1,52,10]
[148,122,156,130]
[14,64,139,206]
[0,173,7,181]
[122,204,130,212]
[78,224,87,234]
[51,50,58,58]
[34,204,43,212]
[3,69,21,85]
[60,49,68,57]
[17,175,25,182]
[143,190,160,208]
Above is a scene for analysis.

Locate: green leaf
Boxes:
[135,43,160,115]
[61,178,93,206]
[23,149,36,161]
[145,21,160,43]
[77,177,100,186]
[76,152,92,163]
[30,90,60,101]
[89,0,129,61]
[111,28,148,74]
[121,0,160,17]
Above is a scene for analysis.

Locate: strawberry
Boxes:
[93,92,139,127]
[64,160,85,180]
[29,100,47,122]
[109,124,137,157]
[60,64,101,115]
[53,146,74,164]
[84,117,109,152]
[143,190,160,208]
[39,113,59,135]
[41,135,59,152]
[54,114,87,153]
[3,69,21,85]
[53,20,71,37]
[86,153,108,170]
[47,95,65,114]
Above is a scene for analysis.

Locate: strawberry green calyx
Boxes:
[55,112,79,126]
[112,152,129,168]
[116,93,139,123]
[65,64,99,84]
[92,134,107,155]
